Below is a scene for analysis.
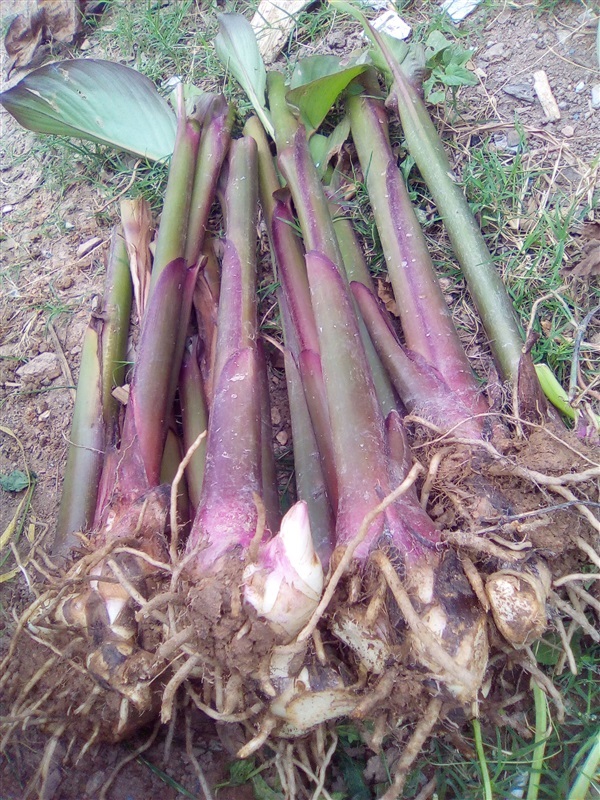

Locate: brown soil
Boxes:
[1,1,598,798]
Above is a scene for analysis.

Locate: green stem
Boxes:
[284,347,335,567]
[337,3,526,381]
[53,228,132,556]
[184,96,234,268]
[150,90,201,290]
[347,87,484,412]
[179,337,208,510]
[212,137,259,387]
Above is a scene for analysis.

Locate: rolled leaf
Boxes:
[215,13,274,137]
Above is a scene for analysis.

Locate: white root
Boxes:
[185,705,214,800]
[161,653,203,723]
[170,430,207,564]
[550,592,600,643]
[98,721,161,800]
[380,698,443,800]
[237,714,278,758]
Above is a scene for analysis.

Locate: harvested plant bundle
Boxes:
[0,11,598,799]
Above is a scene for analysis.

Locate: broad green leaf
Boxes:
[309,116,351,178]
[287,54,368,133]
[425,30,453,59]
[215,13,273,137]
[0,470,31,493]
[0,59,177,161]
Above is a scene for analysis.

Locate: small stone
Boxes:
[271,406,281,426]
[17,353,61,384]
[561,125,575,137]
[275,430,289,446]
[38,410,51,421]
[2,204,13,214]
[80,38,92,51]
[503,83,535,103]
[591,85,600,110]
[574,80,586,93]
[481,42,509,62]
[556,28,570,45]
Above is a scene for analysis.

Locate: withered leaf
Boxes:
[4,1,89,75]
[376,278,400,317]
[562,222,600,279]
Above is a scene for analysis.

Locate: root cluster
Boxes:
[2,422,599,798]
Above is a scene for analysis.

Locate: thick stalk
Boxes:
[119,258,199,489]
[184,96,234,268]
[353,281,485,439]
[179,336,208,510]
[269,82,398,418]
[284,347,335,568]
[53,228,132,556]
[269,72,343,267]
[212,138,259,387]
[186,136,262,572]
[348,87,486,417]
[150,95,201,290]
[258,340,282,534]
[364,20,525,381]
[306,252,389,556]
[247,115,339,505]
[331,211,374,290]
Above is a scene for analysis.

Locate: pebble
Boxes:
[561,125,575,137]
[276,431,289,446]
[481,42,509,62]
[503,83,535,102]
[574,80,586,93]
[591,85,600,109]
[2,204,13,214]
[16,353,61,384]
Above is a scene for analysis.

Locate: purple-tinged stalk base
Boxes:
[353,281,486,440]
[186,347,263,576]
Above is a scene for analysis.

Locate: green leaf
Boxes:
[337,747,370,799]
[287,55,368,133]
[251,775,284,800]
[442,63,478,86]
[0,470,31,493]
[215,13,273,137]
[308,115,351,177]
[0,60,177,161]
[534,363,576,421]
